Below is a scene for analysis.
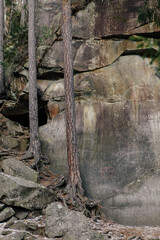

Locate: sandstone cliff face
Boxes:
[2,0,160,225]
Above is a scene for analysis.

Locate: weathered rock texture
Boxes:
[45,202,106,240]
[1,0,160,226]
[1,158,38,182]
[0,207,15,223]
[0,114,28,151]
[0,173,54,210]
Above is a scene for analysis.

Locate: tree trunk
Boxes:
[62,0,82,191]
[21,0,27,25]
[4,0,7,36]
[28,0,41,167]
[0,0,5,99]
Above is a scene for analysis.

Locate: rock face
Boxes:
[39,55,160,225]
[2,0,160,226]
[45,202,106,240]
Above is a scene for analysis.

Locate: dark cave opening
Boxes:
[8,107,48,128]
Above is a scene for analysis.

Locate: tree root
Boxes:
[22,149,34,160]
[47,172,102,218]
[22,149,49,171]
[31,154,49,171]
[39,166,102,218]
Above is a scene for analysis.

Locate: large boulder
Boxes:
[1,158,38,183]
[45,202,106,240]
[0,173,54,210]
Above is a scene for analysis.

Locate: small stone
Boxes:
[9,221,27,230]
[27,221,38,230]
[15,209,30,220]
[0,203,5,211]
[0,231,36,240]
[1,230,12,236]
[4,216,17,228]
[0,207,15,223]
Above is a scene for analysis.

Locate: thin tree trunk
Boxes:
[28,0,41,167]
[21,0,27,25]
[0,0,5,99]
[62,0,82,191]
[4,0,7,36]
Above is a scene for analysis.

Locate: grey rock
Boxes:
[1,230,12,236]
[42,39,138,72]
[4,217,17,228]
[40,55,160,226]
[0,204,5,211]
[45,202,105,240]
[0,231,35,240]
[15,209,29,220]
[9,221,27,230]
[64,231,107,240]
[0,208,15,223]
[0,173,54,210]
[1,158,38,183]
[26,221,38,230]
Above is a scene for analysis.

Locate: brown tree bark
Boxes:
[27,0,41,168]
[0,0,5,99]
[62,0,83,193]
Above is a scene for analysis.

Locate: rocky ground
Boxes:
[0,149,160,240]
[0,207,160,240]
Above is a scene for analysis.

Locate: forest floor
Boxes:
[0,211,160,240]
[0,149,160,240]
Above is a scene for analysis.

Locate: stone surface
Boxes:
[1,158,38,183]
[9,221,27,231]
[0,113,28,151]
[0,208,15,223]
[0,204,5,212]
[39,55,160,226]
[26,221,38,231]
[0,231,35,240]
[14,209,29,220]
[74,55,160,100]
[0,173,54,210]
[40,113,67,173]
[43,79,65,100]
[37,0,160,40]
[4,217,17,229]
[41,39,139,72]
[45,202,105,240]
